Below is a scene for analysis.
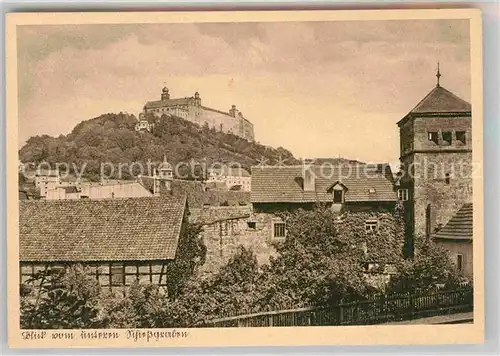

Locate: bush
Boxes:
[388,235,464,293]
[20,265,106,329]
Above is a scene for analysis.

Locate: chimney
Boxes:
[302,158,316,192]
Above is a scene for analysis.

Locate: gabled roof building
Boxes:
[19,195,188,289]
[433,203,473,278]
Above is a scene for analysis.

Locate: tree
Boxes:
[165,220,206,299]
[159,246,261,327]
[387,235,464,293]
[253,205,377,309]
[102,282,167,328]
[20,265,106,329]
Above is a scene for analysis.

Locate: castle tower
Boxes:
[397,64,472,257]
[161,86,170,101]
[194,91,201,105]
[229,105,237,117]
[157,155,173,192]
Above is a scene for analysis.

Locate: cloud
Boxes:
[17,19,470,162]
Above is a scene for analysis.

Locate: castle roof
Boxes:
[19,196,187,262]
[145,97,194,109]
[251,164,396,204]
[398,85,471,126]
[433,203,473,241]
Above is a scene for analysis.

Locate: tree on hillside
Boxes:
[20,112,300,182]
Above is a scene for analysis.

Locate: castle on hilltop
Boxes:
[136,86,255,141]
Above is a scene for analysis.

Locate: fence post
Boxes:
[339,301,344,325]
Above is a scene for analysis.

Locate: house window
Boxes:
[442,131,452,145]
[333,190,344,203]
[110,264,125,286]
[428,132,439,144]
[397,188,409,201]
[365,220,378,233]
[273,222,286,239]
[456,131,466,145]
[457,254,464,271]
[445,173,451,184]
[247,221,256,229]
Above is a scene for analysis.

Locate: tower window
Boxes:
[442,131,452,145]
[397,188,409,201]
[456,131,466,145]
[428,132,439,144]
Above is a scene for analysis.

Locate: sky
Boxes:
[17,19,471,165]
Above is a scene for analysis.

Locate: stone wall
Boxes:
[412,151,473,239]
[190,206,279,277]
[201,107,241,136]
[191,203,405,278]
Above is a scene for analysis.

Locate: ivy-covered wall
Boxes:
[335,202,405,265]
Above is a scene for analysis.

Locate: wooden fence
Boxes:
[196,284,473,327]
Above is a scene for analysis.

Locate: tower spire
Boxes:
[436,62,441,87]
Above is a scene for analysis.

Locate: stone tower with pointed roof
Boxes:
[397,66,472,257]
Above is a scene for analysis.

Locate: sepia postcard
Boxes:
[6,9,484,348]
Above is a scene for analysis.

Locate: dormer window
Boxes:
[330,182,347,204]
[333,189,344,203]
[368,188,376,194]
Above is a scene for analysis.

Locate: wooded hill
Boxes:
[19,113,299,181]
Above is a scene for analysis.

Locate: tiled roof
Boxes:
[410,86,471,115]
[433,203,473,241]
[190,206,252,225]
[138,176,250,207]
[144,97,193,109]
[210,166,251,177]
[251,164,396,203]
[19,196,187,262]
